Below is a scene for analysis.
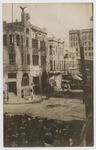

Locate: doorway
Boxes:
[8,82,17,95]
[33,77,39,93]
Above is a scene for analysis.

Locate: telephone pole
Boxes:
[78,30,93,146]
[12,3,13,23]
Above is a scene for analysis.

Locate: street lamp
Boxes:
[64,54,68,74]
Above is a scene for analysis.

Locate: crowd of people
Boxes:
[4,113,84,147]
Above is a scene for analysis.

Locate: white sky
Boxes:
[3,3,92,44]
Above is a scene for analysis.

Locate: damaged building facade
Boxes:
[3,9,47,100]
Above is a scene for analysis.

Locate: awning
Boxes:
[78,74,82,78]
[62,79,71,83]
[72,75,82,81]
[49,71,61,74]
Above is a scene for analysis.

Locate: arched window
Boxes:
[26,28,29,34]
[22,73,29,86]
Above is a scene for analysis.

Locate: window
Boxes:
[88,41,91,46]
[26,28,29,34]
[16,35,20,46]
[84,41,86,46]
[73,36,75,41]
[3,34,7,46]
[21,54,24,65]
[84,35,86,40]
[33,55,39,65]
[32,39,38,49]
[8,73,16,78]
[22,73,29,86]
[50,46,52,55]
[85,47,87,51]
[50,60,52,70]
[21,35,23,44]
[9,53,15,65]
[70,36,72,41]
[27,54,30,65]
[76,48,78,52]
[26,37,29,47]
[53,50,55,55]
[40,41,46,51]
[41,56,46,65]
[89,47,91,51]
[9,35,14,45]
[89,52,91,56]
[54,61,55,70]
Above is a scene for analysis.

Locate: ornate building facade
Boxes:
[3,9,47,100]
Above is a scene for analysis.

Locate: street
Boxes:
[4,94,85,122]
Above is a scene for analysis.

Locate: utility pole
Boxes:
[12,3,13,23]
[78,31,93,146]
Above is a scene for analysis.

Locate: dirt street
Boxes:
[4,97,86,121]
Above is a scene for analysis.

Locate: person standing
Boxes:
[31,83,34,100]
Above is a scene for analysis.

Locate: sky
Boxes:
[3,3,93,44]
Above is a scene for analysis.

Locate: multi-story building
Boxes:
[69,28,93,73]
[69,28,93,60]
[67,47,79,75]
[62,44,79,75]
[48,36,65,73]
[3,8,47,100]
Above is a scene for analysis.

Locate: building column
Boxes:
[38,45,42,94]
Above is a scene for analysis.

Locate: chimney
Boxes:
[21,11,26,26]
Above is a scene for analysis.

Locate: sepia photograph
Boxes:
[3,2,93,147]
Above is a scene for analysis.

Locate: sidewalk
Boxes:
[4,95,46,104]
[4,89,83,104]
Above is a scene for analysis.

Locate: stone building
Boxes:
[62,44,79,75]
[69,28,93,60]
[48,36,65,73]
[67,47,79,75]
[69,28,93,73]
[3,8,47,100]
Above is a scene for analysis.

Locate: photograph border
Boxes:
[1,0,96,149]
